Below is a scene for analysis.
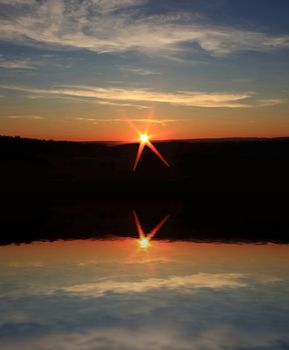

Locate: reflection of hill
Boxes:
[1,135,289,195]
[0,197,288,245]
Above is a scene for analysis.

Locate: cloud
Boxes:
[5,115,44,120]
[0,0,36,5]
[252,99,283,107]
[120,66,160,76]
[75,117,180,125]
[1,84,281,108]
[0,273,249,299]
[0,54,71,70]
[92,0,146,14]
[93,99,148,109]
[0,57,39,69]
[22,93,148,109]
[8,261,44,268]
[0,0,288,58]
[124,118,179,125]
[61,273,247,297]
[2,326,289,350]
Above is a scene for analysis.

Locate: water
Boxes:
[1,239,289,350]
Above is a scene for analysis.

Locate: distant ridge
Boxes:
[1,134,289,144]
[1,134,289,196]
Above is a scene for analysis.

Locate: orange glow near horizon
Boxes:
[133,131,170,171]
[2,113,289,142]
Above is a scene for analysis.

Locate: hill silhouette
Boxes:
[1,135,289,196]
[1,135,289,244]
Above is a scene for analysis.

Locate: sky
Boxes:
[0,0,289,141]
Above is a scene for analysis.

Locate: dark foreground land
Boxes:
[1,135,289,195]
[0,136,289,245]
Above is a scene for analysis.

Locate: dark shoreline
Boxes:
[1,135,289,196]
[1,196,288,246]
[1,135,289,245]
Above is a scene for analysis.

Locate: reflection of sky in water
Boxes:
[0,240,289,350]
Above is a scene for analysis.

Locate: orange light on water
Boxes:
[138,238,151,249]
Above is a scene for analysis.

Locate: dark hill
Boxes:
[1,135,289,196]
[1,135,289,244]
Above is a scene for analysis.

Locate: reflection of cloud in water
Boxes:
[63,273,247,296]
[77,256,171,267]
[1,241,289,350]
[2,326,289,350]
[0,275,288,350]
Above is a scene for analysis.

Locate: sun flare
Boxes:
[138,238,150,249]
[140,133,149,144]
[133,210,170,250]
[133,131,170,171]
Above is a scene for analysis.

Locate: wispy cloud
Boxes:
[251,99,282,107]
[2,326,289,350]
[74,117,180,126]
[0,0,288,58]
[5,115,44,120]
[0,0,36,4]
[124,118,179,125]
[0,54,71,70]
[62,273,247,297]
[93,99,148,109]
[0,84,282,108]
[23,93,149,109]
[0,57,38,69]
[120,66,160,76]
[91,0,146,14]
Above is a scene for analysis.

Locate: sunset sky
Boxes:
[0,0,289,141]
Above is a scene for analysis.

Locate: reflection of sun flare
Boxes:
[138,238,150,249]
[133,210,170,250]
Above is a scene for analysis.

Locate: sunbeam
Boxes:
[133,133,170,171]
[133,210,170,249]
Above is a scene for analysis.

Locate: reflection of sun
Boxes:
[133,210,170,251]
[138,238,150,249]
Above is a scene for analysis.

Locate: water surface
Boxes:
[0,239,289,350]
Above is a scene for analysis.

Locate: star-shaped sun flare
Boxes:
[133,132,170,171]
[140,134,149,144]
[133,210,170,249]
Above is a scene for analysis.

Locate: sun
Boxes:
[133,131,170,171]
[140,133,149,144]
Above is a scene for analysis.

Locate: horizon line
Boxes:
[1,134,289,144]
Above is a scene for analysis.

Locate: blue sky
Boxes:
[0,0,289,140]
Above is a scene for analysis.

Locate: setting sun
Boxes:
[140,134,149,144]
[133,131,170,171]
